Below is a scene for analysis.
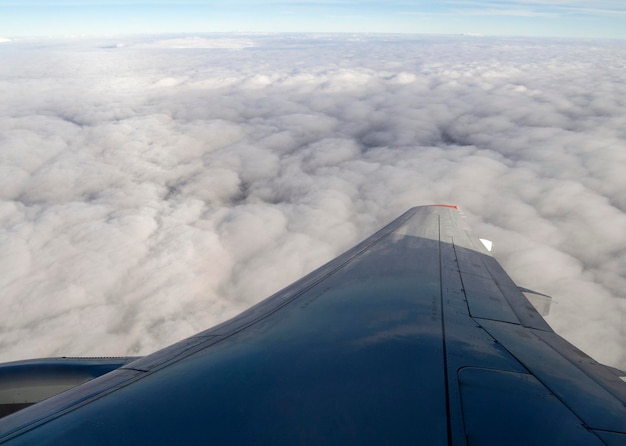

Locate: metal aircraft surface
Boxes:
[0,205,625,445]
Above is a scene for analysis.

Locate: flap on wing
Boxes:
[479,319,626,433]
[458,367,605,445]
[437,208,552,331]
[519,287,552,316]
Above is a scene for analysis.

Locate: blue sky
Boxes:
[0,0,625,39]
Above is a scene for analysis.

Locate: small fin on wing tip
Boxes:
[431,204,459,209]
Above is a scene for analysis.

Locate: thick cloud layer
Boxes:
[0,34,624,369]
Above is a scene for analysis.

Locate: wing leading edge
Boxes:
[0,205,624,445]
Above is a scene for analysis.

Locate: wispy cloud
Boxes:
[564,6,626,16]
[447,0,626,16]
[451,7,555,17]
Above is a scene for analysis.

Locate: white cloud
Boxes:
[0,34,624,370]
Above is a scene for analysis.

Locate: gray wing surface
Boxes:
[0,205,624,445]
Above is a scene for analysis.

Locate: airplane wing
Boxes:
[0,205,624,445]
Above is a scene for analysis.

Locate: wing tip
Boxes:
[430,204,459,209]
